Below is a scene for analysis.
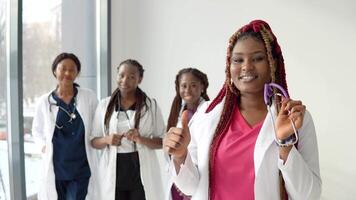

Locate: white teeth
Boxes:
[240,76,256,81]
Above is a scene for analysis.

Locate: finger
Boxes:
[181,110,192,140]
[285,100,302,111]
[164,140,181,150]
[288,111,304,122]
[280,98,290,115]
[166,133,183,143]
[167,127,184,136]
[289,105,306,114]
[181,110,189,130]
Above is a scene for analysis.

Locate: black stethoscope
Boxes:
[48,91,78,129]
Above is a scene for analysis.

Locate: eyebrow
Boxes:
[232,50,265,55]
[118,72,136,75]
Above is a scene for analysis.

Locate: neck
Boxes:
[120,90,136,101]
[186,99,201,112]
[56,84,74,97]
[239,93,266,112]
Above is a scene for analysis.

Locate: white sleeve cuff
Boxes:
[172,153,199,196]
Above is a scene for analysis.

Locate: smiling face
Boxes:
[179,72,204,107]
[54,58,79,87]
[230,36,271,96]
[116,63,142,95]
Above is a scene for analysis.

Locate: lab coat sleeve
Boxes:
[152,100,166,138]
[90,100,106,141]
[278,110,322,200]
[172,114,201,196]
[32,96,46,147]
[90,91,99,122]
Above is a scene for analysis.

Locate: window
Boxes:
[0,0,9,199]
[22,0,97,198]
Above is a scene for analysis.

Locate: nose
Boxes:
[120,76,128,83]
[242,59,254,71]
[185,85,192,93]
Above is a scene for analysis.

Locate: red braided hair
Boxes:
[206,19,288,199]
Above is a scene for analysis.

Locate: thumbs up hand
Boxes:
[163,110,191,160]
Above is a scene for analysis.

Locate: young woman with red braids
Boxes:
[163,20,321,200]
[164,68,210,200]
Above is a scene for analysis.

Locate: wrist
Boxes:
[276,133,298,147]
[279,145,292,162]
[173,149,188,164]
[104,136,110,145]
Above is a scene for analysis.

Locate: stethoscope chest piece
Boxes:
[70,113,76,120]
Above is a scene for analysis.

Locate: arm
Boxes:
[126,128,162,149]
[32,97,46,153]
[164,110,200,195]
[91,134,124,149]
[137,135,162,149]
[128,99,165,149]
[279,111,322,199]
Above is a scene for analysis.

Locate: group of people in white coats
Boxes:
[32,19,322,200]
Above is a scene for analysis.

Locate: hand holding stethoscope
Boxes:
[125,129,141,143]
[105,134,124,146]
[264,83,306,146]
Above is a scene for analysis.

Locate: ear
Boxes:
[138,76,143,84]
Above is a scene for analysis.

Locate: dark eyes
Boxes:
[118,74,135,79]
[231,55,266,64]
[231,58,244,64]
[180,84,197,89]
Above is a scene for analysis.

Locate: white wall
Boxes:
[111,0,356,199]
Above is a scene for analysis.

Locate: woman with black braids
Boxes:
[163,20,321,200]
[91,59,165,200]
[165,68,209,200]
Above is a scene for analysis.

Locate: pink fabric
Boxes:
[171,184,190,200]
[212,106,264,200]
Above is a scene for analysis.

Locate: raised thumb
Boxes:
[181,110,189,130]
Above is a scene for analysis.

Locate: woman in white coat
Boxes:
[32,53,98,200]
[165,68,209,200]
[91,59,165,200]
[163,20,322,200]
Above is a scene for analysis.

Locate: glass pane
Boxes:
[23,0,61,198]
[0,0,9,199]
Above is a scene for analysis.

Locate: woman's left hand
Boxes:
[125,129,141,143]
[275,98,306,140]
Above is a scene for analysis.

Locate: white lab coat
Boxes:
[165,99,206,200]
[91,97,165,200]
[32,87,99,200]
[171,98,322,200]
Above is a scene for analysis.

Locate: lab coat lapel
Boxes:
[254,104,277,176]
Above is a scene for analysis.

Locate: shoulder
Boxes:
[189,99,224,127]
[145,96,157,107]
[98,96,111,108]
[35,91,52,106]
[77,87,96,99]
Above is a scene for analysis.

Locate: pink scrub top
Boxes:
[212,106,264,200]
